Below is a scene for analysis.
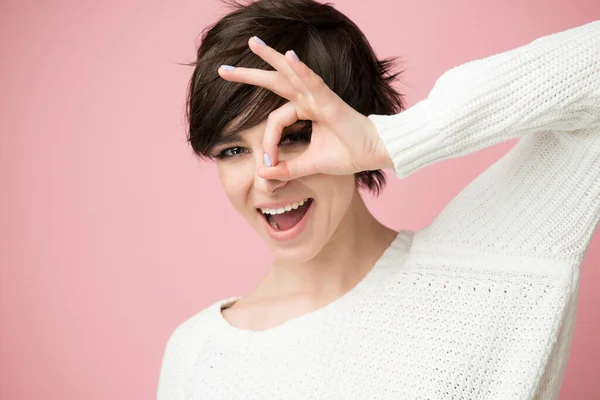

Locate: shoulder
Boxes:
[157,298,229,400]
[162,296,236,358]
[165,309,212,353]
[387,229,416,257]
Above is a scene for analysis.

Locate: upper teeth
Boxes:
[260,198,310,215]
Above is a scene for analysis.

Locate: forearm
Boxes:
[369,20,600,178]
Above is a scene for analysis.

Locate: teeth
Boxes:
[260,198,310,215]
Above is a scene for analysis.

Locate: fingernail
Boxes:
[220,65,235,71]
[290,50,299,61]
[263,152,272,167]
[253,36,266,45]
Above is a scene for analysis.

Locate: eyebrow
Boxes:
[213,120,310,148]
[212,133,242,147]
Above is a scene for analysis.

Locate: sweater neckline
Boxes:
[209,230,413,338]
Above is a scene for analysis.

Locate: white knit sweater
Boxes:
[157,20,600,399]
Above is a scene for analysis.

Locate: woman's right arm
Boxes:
[157,311,212,400]
[157,327,187,400]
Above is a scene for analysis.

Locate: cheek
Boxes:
[331,175,357,210]
[217,163,254,211]
[305,173,356,212]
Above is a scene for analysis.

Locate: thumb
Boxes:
[257,152,318,181]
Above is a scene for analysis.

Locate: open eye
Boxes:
[279,132,310,145]
[279,123,312,146]
[215,146,246,159]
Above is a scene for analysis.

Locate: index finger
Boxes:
[263,101,298,168]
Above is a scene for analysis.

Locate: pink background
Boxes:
[1,0,599,398]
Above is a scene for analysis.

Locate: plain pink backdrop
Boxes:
[1,0,599,399]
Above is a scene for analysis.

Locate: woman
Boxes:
[158,0,600,398]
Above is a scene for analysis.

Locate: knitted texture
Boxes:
[157,20,600,399]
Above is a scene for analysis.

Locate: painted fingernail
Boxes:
[220,65,235,70]
[253,36,266,45]
[263,152,272,167]
[290,50,299,61]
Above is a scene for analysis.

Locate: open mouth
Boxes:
[258,198,313,232]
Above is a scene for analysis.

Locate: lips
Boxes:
[265,199,312,231]
[257,198,314,241]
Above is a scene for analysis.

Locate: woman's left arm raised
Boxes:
[369,20,600,261]
[218,20,600,262]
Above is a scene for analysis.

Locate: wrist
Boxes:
[377,141,394,170]
[366,118,394,170]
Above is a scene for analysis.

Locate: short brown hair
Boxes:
[185,0,406,196]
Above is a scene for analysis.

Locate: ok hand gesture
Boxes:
[218,36,393,181]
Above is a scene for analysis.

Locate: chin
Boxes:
[269,238,324,263]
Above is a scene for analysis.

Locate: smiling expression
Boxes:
[210,118,357,262]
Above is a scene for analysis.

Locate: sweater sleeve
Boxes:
[156,310,213,400]
[368,20,600,261]
[157,328,185,400]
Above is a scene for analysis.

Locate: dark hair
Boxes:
[185,0,406,196]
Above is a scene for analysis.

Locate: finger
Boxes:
[257,152,319,181]
[263,101,298,167]
[284,50,330,93]
[217,67,296,100]
[284,50,344,123]
[247,36,311,96]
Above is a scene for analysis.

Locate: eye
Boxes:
[215,146,246,159]
[279,127,312,146]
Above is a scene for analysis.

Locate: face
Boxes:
[211,118,357,262]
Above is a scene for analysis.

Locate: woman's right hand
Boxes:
[218,36,394,181]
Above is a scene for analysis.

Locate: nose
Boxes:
[253,157,287,194]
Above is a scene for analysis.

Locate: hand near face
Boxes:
[217,36,394,182]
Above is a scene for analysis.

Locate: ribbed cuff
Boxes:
[368,99,446,179]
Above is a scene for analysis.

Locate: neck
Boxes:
[260,189,398,300]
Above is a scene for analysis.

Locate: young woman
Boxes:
[158,0,600,398]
